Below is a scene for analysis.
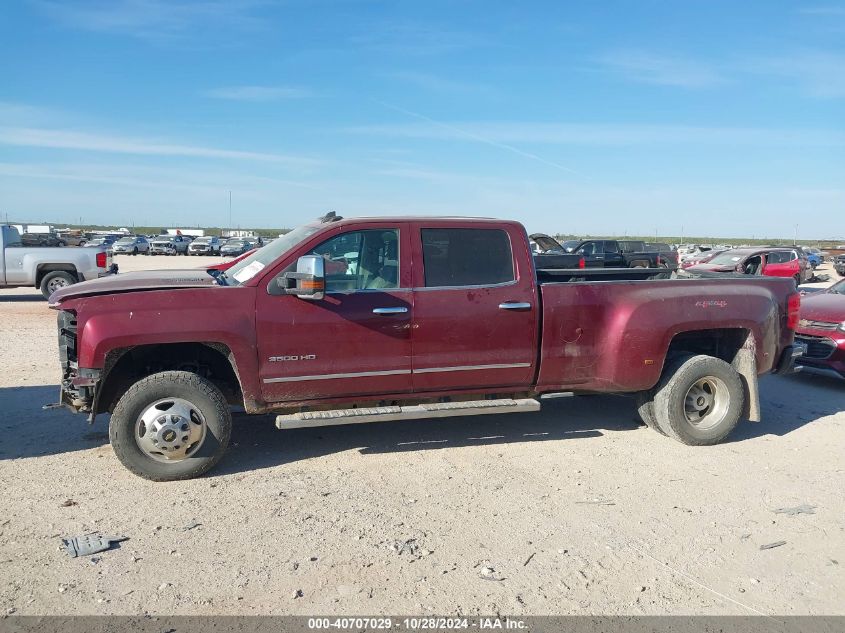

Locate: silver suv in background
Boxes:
[188,236,222,255]
[112,235,150,255]
[149,235,190,256]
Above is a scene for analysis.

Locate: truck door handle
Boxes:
[372,307,409,315]
[499,302,532,311]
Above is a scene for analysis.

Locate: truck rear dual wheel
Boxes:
[640,354,744,445]
[40,271,76,299]
[635,391,664,435]
[109,371,232,481]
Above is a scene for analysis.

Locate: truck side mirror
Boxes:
[277,255,326,300]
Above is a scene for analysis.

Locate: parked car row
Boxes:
[99,234,265,256]
[530,235,678,270]
[685,246,813,286]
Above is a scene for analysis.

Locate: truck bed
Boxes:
[535,273,796,394]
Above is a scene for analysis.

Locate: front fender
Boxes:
[71,287,262,407]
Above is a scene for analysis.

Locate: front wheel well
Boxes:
[96,342,243,415]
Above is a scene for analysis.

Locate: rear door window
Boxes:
[421,228,514,287]
[767,251,792,264]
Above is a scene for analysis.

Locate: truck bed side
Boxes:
[536,277,794,393]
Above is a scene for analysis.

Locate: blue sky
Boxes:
[1,0,843,238]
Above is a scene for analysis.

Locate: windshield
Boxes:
[224,223,322,285]
[829,280,845,295]
[193,237,211,243]
[707,251,746,265]
[116,237,135,243]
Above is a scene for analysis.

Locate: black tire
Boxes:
[652,354,744,445]
[57,241,67,247]
[793,274,800,288]
[132,247,138,255]
[39,270,76,299]
[634,390,665,435]
[109,371,232,481]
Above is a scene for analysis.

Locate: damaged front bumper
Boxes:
[55,367,101,417]
[48,310,102,421]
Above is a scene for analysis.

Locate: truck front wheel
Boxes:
[652,355,744,445]
[40,271,76,299]
[109,371,232,481]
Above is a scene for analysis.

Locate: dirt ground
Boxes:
[0,255,843,617]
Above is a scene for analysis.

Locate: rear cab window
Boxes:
[420,228,514,287]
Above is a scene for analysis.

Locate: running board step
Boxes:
[275,398,541,430]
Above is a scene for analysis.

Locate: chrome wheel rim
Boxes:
[683,376,729,430]
[47,277,70,293]
[135,398,206,462]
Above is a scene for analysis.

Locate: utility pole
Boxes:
[794,224,799,244]
[228,190,232,232]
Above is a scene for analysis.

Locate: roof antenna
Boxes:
[319,211,342,223]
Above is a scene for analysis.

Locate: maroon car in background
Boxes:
[795,280,845,378]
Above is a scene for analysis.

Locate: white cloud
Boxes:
[798,5,845,16]
[743,51,845,98]
[382,71,491,94]
[31,0,268,43]
[0,126,321,165]
[347,121,845,146]
[596,51,729,89]
[205,85,312,101]
[0,161,319,191]
[349,21,486,55]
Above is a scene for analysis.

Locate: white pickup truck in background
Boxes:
[1,225,116,299]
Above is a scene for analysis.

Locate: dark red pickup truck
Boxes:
[49,216,803,480]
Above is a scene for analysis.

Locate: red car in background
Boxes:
[687,247,810,285]
[795,280,845,378]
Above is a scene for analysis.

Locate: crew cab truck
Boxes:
[1,225,115,299]
[49,216,802,481]
[570,239,674,269]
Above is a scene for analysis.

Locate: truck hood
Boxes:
[49,269,217,303]
[800,291,845,323]
[529,233,565,253]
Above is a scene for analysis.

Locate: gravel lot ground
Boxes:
[1,255,843,616]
